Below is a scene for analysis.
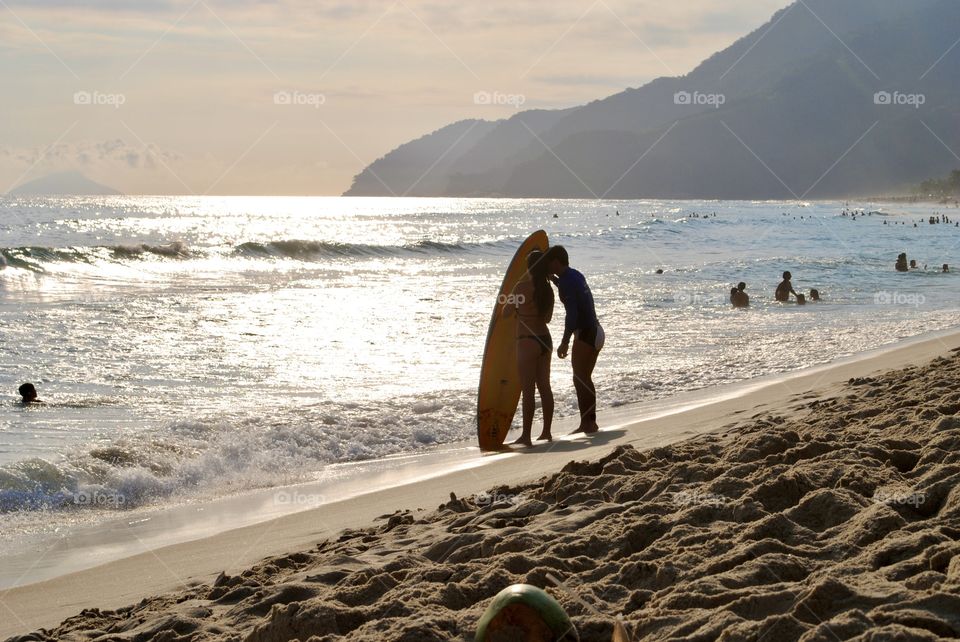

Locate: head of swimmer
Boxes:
[18,382,39,403]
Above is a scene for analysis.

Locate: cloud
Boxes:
[1,138,180,168]
[1,0,178,11]
[0,139,183,188]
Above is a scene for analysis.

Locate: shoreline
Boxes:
[4,326,959,591]
[2,326,960,638]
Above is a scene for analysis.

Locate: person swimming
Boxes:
[895,253,908,272]
[18,383,41,403]
[775,271,798,302]
[809,288,821,301]
[731,282,749,308]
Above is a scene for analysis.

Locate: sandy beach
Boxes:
[6,0,960,640]
[4,329,960,640]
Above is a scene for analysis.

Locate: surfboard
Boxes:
[477,230,549,451]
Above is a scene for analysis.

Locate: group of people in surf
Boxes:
[896,253,949,273]
[503,246,603,447]
[730,272,821,308]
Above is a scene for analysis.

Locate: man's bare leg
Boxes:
[535,349,554,441]
[570,337,599,434]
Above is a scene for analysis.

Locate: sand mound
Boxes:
[10,353,960,641]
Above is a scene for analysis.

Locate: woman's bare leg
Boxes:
[513,339,539,446]
[535,348,553,441]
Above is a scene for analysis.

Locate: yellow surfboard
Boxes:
[477,230,549,451]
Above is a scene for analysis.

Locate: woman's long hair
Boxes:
[526,250,554,316]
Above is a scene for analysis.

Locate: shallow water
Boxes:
[1,196,958,538]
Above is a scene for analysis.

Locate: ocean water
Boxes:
[1,196,959,539]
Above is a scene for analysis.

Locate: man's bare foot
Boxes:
[582,422,600,434]
[569,425,585,435]
[511,436,533,447]
[536,432,553,442]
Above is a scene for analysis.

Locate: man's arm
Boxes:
[560,282,580,347]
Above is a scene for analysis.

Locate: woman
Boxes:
[503,249,555,445]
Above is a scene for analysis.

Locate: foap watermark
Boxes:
[73,490,126,507]
[673,290,724,306]
[672,489,725,508]
[274,90,326,108]
[473,91,526,109]
[874,91,925,109]
[874,290,925,307]
[674,91,726,108]
[497,293,526,306]
[274,490,327,506]
[873,489,925,508]
[74,90,126,109]
[475,491,523,507]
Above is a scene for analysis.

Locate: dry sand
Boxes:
[6,337,960,640]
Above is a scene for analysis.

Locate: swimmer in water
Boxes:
[731,282,749,308]
[18,383,41,404]
[775,271,798,302]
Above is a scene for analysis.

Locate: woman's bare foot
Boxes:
[511,436,533,447]
[536,431,552,442]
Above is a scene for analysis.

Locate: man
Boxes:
[545,246,603,435]
[775,271,798,302]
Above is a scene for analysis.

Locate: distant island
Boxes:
[345,0,960,200]
[7,171,121,197]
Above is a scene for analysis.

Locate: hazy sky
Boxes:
[0,0,790,195]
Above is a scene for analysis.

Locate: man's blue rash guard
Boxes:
[555,267,598,346]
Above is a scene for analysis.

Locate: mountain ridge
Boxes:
[344,0,959,199]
